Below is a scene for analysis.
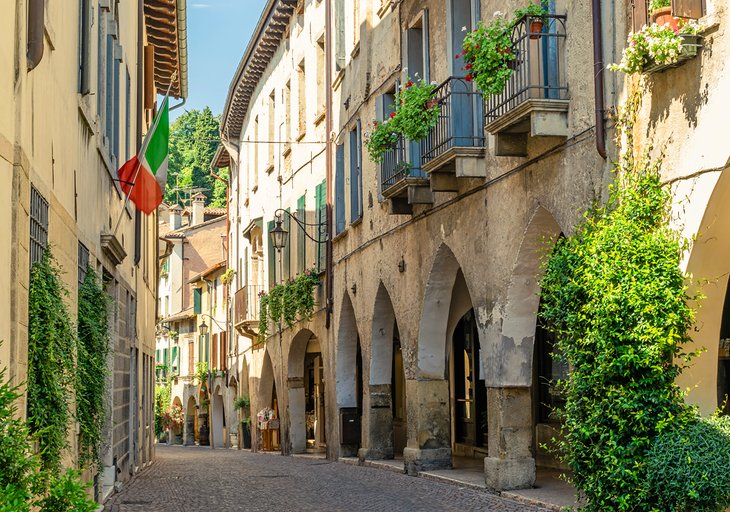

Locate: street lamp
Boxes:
[199,320,208,336]
[269,208,327,252]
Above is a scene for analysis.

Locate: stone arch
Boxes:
[287,329,323,454]
[335,292,363,456]
[211,384,225,448]
[171,396,183,444]
[185,395,197,445]
[257,348,279,452]
[680,167,730,415]
[497,206,562,387]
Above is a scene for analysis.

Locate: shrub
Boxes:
[36,470,97,512]
[391,78,440,142]
[461,13,515,97]
[364,119,398,164]
[646,415,730,511]
[233,395,251,411]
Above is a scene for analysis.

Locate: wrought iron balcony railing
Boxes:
[380,135,426,196]
[234,284,262,327]
[485,14,568,124]
[421,76,485,166]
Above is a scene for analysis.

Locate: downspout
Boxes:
[325,0,334,329]
[592,0,607,159]
[135,0,145,266]
[27,0,44,70]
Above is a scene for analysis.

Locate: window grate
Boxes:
[78,242,90,289]
[30,186,49,268]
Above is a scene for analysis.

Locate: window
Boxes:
[30,186,49,268]
[335,143,345,234]
[633,0,704,31]
[284,80,291,141]
[171,346,179,374]
[188,341,194,375]
[212,333,218,370]
[297,60,306,136]
[253,117,259,190]
[297,195,306,273]
[193,287,202,314]
[220,332,227,371]
[315,181,327,272]
[283,208,291,281]
[316,38,326,116]
[78,0,91,94]
[334,0,346,70]
[407,11,430,81]
[78,242,90,289]
[349,122,363,222]
[450,1,473,74]
[268,90,276,169]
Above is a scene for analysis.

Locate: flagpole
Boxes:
[112,75,176,237]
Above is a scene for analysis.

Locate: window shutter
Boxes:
[335,144,345,234]
[283,208,291,280]
[349,125,362,222]
[267,220,276,288]
[672,0,703,19]
[297,195,306,273]
[171,346,179,372]
[193,287,202,314]
[315,181,327,272]
[633,0,648,32]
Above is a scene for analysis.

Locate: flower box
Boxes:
[643,34,702,74]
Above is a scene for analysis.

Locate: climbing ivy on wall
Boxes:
[76,266,111,471]
[258,270,320,342]
[538,86,699,510]
[27,250,76,472]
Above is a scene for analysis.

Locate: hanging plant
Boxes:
[257,270,320,341]
[461,13,515,97]
[258,292,270,343]
[220,268,236,285]
[76,266,111,471]
[364,118,399,164]
[27,249,76,472]
[391,78,440,141]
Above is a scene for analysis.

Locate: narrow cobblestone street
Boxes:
[104,446,550,511]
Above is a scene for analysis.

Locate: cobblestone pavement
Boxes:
[104,445,550,512]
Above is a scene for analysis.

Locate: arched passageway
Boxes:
[211,385,225,448]
[171,396,184,445]
[258,349,280,451]
[335,293,363,456]
[185,396,197,445]
[288,329,325,454]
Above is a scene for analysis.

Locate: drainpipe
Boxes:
[592,0,607,159]
[27,0,44,70]
[325,0,334,329]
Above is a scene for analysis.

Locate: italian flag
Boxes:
[118,96,169,214]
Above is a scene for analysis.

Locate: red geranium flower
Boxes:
[455,53,460,59]
[465,74,473,82]
[406,80,414,87]
[390,112,396,118]
[465,63,472,70]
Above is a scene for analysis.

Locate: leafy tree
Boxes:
[166,107,227,206]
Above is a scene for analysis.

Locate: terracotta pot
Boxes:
[651,7,679,31]
[530,19,544,39]
[425,98,439,110]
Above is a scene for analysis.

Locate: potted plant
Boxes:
[513,3,548,39]
[391,78,440,141]
[461,13,516,97]
[364,118,399,163]
[649,0,677,31]
[609,20,702,75]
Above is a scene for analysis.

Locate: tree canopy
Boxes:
[165,107,227,207]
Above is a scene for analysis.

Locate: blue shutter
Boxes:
[335,144,345,234]
[349,123,362,222]
[315,181,327,272]
[283,208,291,280]
[297,195,306,273]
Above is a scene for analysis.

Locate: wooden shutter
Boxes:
[171,346,179,373]
[212,334,218,370]
[335,144,345,234]
[193,287,202,314]
[672,0,704,19]
[188,341,194,376]
[220,332,227,371]
[315,181,327,272]
[297,195,306,273]
[267,220,276,288]
[633,0,648,32]
[283,208,291,280]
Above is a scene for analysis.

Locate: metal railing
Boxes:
[485,14,568,122]
[421,76,485,164]
[234,285,262,325]
[380,135,426,194]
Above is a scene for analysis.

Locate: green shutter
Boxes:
[315,181,327,272]
[156,349,161,363]
[283,208,291,281]
[171,346,179,372]
[267,220,276,288]
[193,287,202,314]
[297,195,306,273]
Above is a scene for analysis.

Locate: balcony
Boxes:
[421,77,486,180]
[485,14,569,156]
[380,135,432,214]
[234,285,262,338]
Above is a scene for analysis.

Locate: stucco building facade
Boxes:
[0,0,187,500]
[216,0,728,493]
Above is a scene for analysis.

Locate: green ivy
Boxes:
[35,470,97,512]
[154,384,172,437]
[539,88,699,510]
[258,270,319,343]
[76,266,110,471]
[27,250,76,472]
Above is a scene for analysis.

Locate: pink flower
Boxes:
[455,54,460,59]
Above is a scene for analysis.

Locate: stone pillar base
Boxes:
[357,446,394,461]
[484,456,535,491]
[403,447,451,476]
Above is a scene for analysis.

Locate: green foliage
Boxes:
[646,415,730,511]
[461,14,516,97]
[76,266,110,471]
[27,250,76,472]
[36,470,97,512]
[513,3,547,20]
[258,270,320,343]
[0,367,38,512]
[649,0,670,10]
[166,107,223,206]
[210,167,229,208]
[539,87,698,510]
[220,268,236,285]
[233,395,250,411]
[391,78,440,141]
[364,118,398,164]
[195,361,209,391]
[154,384,172,437]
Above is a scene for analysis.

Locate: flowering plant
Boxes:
[165,404,185,429]
[649,0,670,10]
[364,118,399,163]
[392,78,440,142]
[609,20,702,75]
[460,13,515,97]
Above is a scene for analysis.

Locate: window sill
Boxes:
[296,130,307,142]
[314,110,326,126]
[332,229,348,243]
[332,68,345,91]
[283,143,292,157]
[350,216,363,228]
[377,1,392,19]
[350,41,360,60]
[266,163,275,174]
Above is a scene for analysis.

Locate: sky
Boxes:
[170,0,269,121]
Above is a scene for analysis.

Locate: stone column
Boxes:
[184,415,195,445]
[287,376,305,454]
[359,383,393,460]
[403,378,451,475]
[484,387,535,490]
